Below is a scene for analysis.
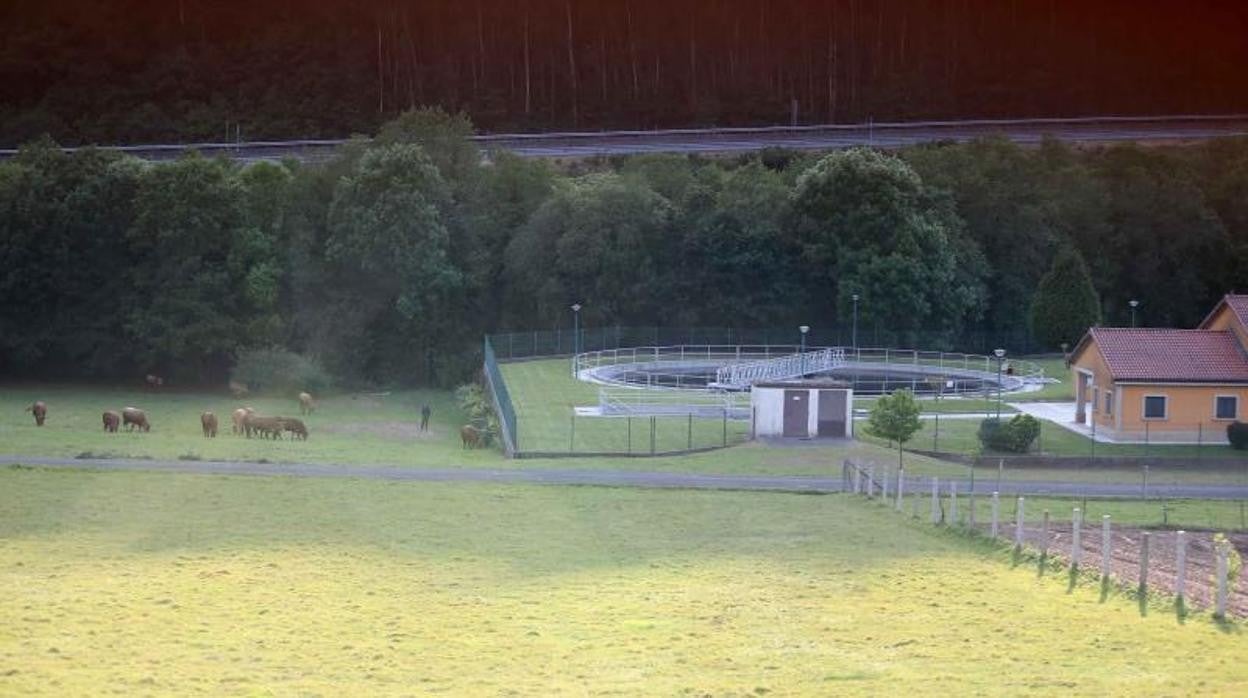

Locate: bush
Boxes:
[231,348,332,396]
[978,414,1042,453]
[1227,422,1248,450]
[455,382,499,447]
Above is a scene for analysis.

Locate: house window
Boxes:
[1216,395,1238,420]
[1104,390,1113,416]
[1143,395,1167,420]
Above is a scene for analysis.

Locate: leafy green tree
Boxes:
[791,148,987,345]
[866,389,923,469]
[1030,246,1101,349]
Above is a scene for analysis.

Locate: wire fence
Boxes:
[488,325,1044,361]
[843,459,1248,618]
[482,336,518,455]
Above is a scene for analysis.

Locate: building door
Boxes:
[818,390,847,437]
[783,390,809,437]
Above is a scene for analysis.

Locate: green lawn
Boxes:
[855,396,1017,415]
[1,467,1242,695]
[1011,356,1075,402]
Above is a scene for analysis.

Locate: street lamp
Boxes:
[571,303,582,356]
[1129,299,1139,328]
[799,325,810,376]
[994,348,1006,420]
[851,294,860,350]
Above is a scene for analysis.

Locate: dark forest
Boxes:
[3,0,1248,145]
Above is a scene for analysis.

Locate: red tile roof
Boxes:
[1198,294,1248,330]
[1085,328,1248,383]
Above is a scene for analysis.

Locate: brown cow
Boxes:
[279,417,309,441]
[24,401,47,426]
[201,411,218,438]
[102,411,121,432]
[243,413,285,439]
[460,424,482,449]
[145,374,164,389]
[298,391,315,415]
[229,380,249,398]
[231,407,255,435]
[121,407,150,432]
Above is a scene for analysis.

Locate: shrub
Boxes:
[1227,422,1248,450]
[231,348,332,396]
[455,382,499,447]
[979,414,1041,453]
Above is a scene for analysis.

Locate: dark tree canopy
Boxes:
[1030,246,1102,350]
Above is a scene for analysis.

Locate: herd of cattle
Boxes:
[22,392,317,441]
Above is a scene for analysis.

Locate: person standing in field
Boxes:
[420,404,431,432]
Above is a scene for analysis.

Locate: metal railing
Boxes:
[598,388,751,418]
[713,347,846,388]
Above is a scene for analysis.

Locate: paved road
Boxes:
[4,115,1246,163]
[4,454,1247,500]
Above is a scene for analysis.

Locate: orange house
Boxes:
[1068,295,1248,443]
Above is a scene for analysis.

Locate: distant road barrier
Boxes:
[5,114,1247,163]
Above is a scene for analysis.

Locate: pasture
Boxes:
[0,384,495,469]
[1,466,1244,696]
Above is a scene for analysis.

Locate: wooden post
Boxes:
[990,492,1000,538]
[1015,496,1025,547]
[1138,532,1151,595]
[866,464,875,499]
[882,468,890,502]
[1215,542,1230,619]
[1101,515,1112,578]
[1174,530,1186,601]
[968,489,976,528]
[1071,508,1082,569]
[949,481,958,525]
[931,477,940,524]
[1041,510,1050,555]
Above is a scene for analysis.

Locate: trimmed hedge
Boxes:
[1228,422,1248,450]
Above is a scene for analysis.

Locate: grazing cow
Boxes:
[25,401,47,426]
[243,413,285,439]
[229,380,249,398]
[201,412,218,438]
[121,407,150,432]
[231,407,255,435]
[145,374,164,389]
[102,411,121,433]
[460,424,482,449]
[298,391,315,415]
[279,417,309,441]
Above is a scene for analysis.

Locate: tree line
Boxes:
[4,0,1248,145]
[3,108,1247,387]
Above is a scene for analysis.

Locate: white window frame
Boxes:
[1214,394,1239,421]
[1142,394,1168,421]
[1104,390,1113,416]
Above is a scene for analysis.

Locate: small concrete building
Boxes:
[751,380,853,439]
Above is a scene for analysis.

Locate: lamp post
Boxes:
[994,348,1006,420]
[851,293,860,350]
[571,303,582,356]
[799,325,810,376]
[1129,299,1139,328]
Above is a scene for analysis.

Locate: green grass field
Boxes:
[0,384,500,468]
[1011,357,1075,402]
[1,466,1243,695]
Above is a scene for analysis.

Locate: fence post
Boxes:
[1041,509,1050,556]
[570,414,576,452]
[1072,508,1083,569]
[991,492,1000,538]
[722,408,728,447]
[687,413,693,450]
[1215,542,1230,619]
[882,468,890,502]
[1142,465,1149,500]
[931,477,940,524]
[867,465,875,499]
[650,416,656,455]
[895,469,905,511]
[1174,530,1186,602]
[950,481,958,525]
[1101,515,1112,579]
[627,417,632,454]
[1015,497,1025,547]
[1138,532,1150,596]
